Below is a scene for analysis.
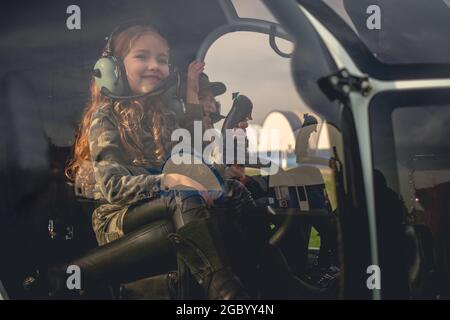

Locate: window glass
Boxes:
[206,30,343,293]
[372,99,450,298]
[320,0,450,64]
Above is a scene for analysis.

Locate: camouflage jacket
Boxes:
[75,101,205,245]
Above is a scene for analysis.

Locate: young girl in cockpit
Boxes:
[63,22,305,300]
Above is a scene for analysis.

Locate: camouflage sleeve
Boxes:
[89,108,162,206]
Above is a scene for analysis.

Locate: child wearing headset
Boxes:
[63,23,254,299]
[62,22,309,300]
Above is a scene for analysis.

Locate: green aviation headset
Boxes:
[93,20,180,101]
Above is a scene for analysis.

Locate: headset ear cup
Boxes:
[93,56,130,96]
[114,56,131,94]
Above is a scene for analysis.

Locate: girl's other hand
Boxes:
[237,120,249,130]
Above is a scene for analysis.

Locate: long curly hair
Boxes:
[65,24,178,182]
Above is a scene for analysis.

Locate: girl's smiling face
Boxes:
[123,32,170,94]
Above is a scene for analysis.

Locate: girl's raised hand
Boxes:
[186,60,205,104]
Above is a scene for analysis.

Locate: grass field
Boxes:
[309,227,321,249]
